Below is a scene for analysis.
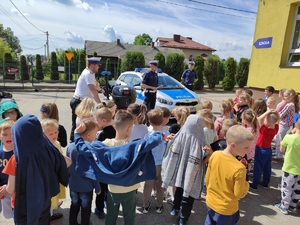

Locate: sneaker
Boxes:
[288,206,297,213]
[166,197,174,205]
[170,209,179,216]
[143,203,151,214]
[274,203,288,215]
[249,183,258,190]
[94,208,105,219]
[258,181,268,189]
[156,205,163,214]
[50,213,63,223]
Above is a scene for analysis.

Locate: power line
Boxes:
[22,45,44,50]
[154,0,255,19]
[49,36,57,50]
[187,0,257,14]
[9,0,45,33]
[0,4,43,44]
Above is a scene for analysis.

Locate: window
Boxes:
[132,75,142,86]
[123,74,133,84]
[118,74,127,82]
[287,5,300,66]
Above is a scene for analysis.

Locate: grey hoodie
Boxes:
[161,114,205,198]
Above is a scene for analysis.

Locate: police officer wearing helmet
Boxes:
[69,57,103,142]
[141,61,163,111]
[181,61,198,91]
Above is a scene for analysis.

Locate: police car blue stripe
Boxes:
[137,92,145,100]
[159,89,195,100]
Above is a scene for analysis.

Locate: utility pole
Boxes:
[45,31,49,62]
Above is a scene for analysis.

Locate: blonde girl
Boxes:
[75,98,95,127]
[127,103,148,140]
[169,106,190,134]
[276,88,287,113]
[198,109,217,146]
[215,100,233,140]
[275,89,299,159]
[41,119,68,222]
[234,93,251,123]
[241,109,258,162]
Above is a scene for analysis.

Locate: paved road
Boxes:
[0,90,299,225]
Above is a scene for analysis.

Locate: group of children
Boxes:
[0,85,300,225]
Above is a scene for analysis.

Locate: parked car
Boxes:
[115,68,202,115]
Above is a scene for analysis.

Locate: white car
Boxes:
[115,68,202,114]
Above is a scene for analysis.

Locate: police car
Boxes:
[115,68,202,114]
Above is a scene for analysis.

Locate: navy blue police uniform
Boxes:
[181,62,198,91]
[142,69,158,111]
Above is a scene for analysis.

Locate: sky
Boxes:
[0,0,259,60]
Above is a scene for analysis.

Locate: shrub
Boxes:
[20,55,29,80]
[3,52,14,80]
[154,52,165,71]
[222,57,237,91]
[50,52,59,80]
[78,52,86,76]
[36,54,44,80]
[121,51,145,72]
[204,54,220,89]
[116,58,122,78]
[193,55,205,90]
[236,58,250,88]
[165,53,185,81]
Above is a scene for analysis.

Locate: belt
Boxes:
[145,90,156,93]
[185,83,194,85]
[73,95,83,100]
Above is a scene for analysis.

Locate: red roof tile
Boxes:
[156,35,216,51]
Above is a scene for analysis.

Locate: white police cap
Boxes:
[149,60,158,66]
[87,57,101,64]
[188,61,195,65]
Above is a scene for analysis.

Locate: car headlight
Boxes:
[156,97,173,105]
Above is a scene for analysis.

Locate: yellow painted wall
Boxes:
[248,0,300,92]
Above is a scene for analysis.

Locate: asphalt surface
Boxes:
[0,89,299,225]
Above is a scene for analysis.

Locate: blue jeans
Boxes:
[252,145,272,187]
[69,190,93,225]
[205,206,240,225]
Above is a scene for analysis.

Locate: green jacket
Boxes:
[0,101,23,120]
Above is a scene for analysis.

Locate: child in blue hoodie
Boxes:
[68,119,101,225]
[143,109,165,214]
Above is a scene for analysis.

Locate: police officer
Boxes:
[141,60,162,111]
[69,57,103,142]
[181,61,198,91]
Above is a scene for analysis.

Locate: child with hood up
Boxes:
[161,114,211,225]
[0,101,22,121]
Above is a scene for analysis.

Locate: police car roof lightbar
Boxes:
[134,68,162,73]
[101,71,111,76]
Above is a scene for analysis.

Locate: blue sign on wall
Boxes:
[253,37,273,49]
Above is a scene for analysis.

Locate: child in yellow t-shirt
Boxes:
[41,119,67,222]
[205,125,254,225]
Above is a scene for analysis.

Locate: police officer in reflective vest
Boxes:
[181,61,198,91]
[141,61,162,111]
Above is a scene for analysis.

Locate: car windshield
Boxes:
[158,75,184,89]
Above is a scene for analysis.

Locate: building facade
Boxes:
[248,0,300,92]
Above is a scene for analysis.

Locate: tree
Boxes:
[165,53,185,81]
[154,52,165,71]
[204,54,220,89]
[121,51,145,72]
[50,52,59,80]
[36,54,44,80]
[20,55,29,80]
[222,57,237,91]
[194,55,205,90]
[105,58,110,71]
[0,37,13,62]
[0,24,22,54]
[3,52,14,80]
[133,33,153,46]
[78,52,86,76]
[116,58,122,78]
[236,58,250,88]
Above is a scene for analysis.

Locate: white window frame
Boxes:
[287,5,300,66]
